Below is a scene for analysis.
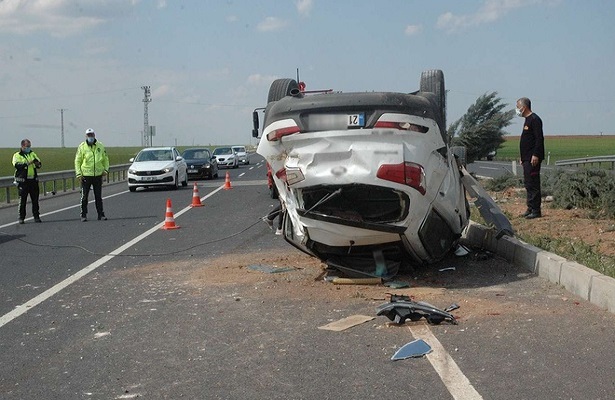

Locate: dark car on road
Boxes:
[182,148,219,180]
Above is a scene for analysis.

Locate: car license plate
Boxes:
[140,176,156,181]
[188,169,198,173]
[347,113,365,127]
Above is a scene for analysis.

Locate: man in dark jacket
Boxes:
[517,97,545,219]
[12,139,42,224]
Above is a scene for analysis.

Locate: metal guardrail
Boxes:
[555,155,615,169]
[0,163,131,204]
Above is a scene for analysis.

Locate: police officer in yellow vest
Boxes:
[75,128,109,222]
[12,139,43,224]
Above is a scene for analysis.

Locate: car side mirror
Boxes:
[252,110,260,138]
[129,157,135,162]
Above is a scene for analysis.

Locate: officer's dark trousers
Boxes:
[266,203,284,230]
[18,179,40,220]
[80,175,104,217]
[522,160,542,213]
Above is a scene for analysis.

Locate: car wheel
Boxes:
[419,69,446,140]
[170,173,179,190]
[268,78,301,103]
[182,173,188,187]
[129,186,137,192]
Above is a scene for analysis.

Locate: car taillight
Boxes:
[275,167,305,186]
[266,125,301,141]
[377,162,426,195]
[374,120,428,133]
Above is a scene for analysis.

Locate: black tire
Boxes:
[181,174,188,187]
[270,185,279,199]
[420,70,446,138]
[170,173,179,190]
[129,186,137,192]
[450,146,467,167]
[268,79,300,103]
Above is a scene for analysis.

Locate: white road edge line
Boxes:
[410,325,483,400]
[238,172,245,177]
[0,185,225,329]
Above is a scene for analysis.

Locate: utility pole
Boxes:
[58,108,67,148]
[141,86,152,147]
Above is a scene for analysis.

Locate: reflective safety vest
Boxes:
[12,151,41,182]
[75,141,109,177]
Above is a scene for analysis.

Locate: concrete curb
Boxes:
[461,221,615,314]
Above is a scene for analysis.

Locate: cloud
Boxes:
[152,84,172,98]
[0,0,139,36]
[256,16,288,32]
[404,24,422,36]
[247,74,279,86]
[296,0,313,16]
[226,15,238,23]
[437,0,542,32]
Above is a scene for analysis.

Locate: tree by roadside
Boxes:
[449,92,514,163]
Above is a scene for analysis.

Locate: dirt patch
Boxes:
[116,247,578,324]
[492,187,615,257]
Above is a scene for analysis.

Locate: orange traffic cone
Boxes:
[162,198,180,230]
[190,182,204,207]
[223,171,233,190]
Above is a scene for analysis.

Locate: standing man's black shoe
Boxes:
[34,217,42,223]
[98,214,107,221]
[521,209,532,218]
[525,211,542,219]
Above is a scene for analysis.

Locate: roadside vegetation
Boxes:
[448,92,514,164]
[482,170,615,278]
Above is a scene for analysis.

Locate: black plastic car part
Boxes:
[376,294,458,325]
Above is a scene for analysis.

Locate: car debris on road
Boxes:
[376,294,459,325]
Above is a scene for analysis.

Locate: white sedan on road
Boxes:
[127,147,188,192]
[232,145,249,165]
[213,147,239,168]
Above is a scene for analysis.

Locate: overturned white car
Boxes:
[253,70,512,278]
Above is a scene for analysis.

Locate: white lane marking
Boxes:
[410,325,483,400]
[239,172,246,177]
[0,191,127,228]
[0,186,225,328]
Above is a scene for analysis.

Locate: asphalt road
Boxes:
[1,154,614,399]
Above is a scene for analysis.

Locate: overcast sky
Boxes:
[1,0,614,149]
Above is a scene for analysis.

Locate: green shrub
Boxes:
[483,172,523,192]
[543,169,615,218]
